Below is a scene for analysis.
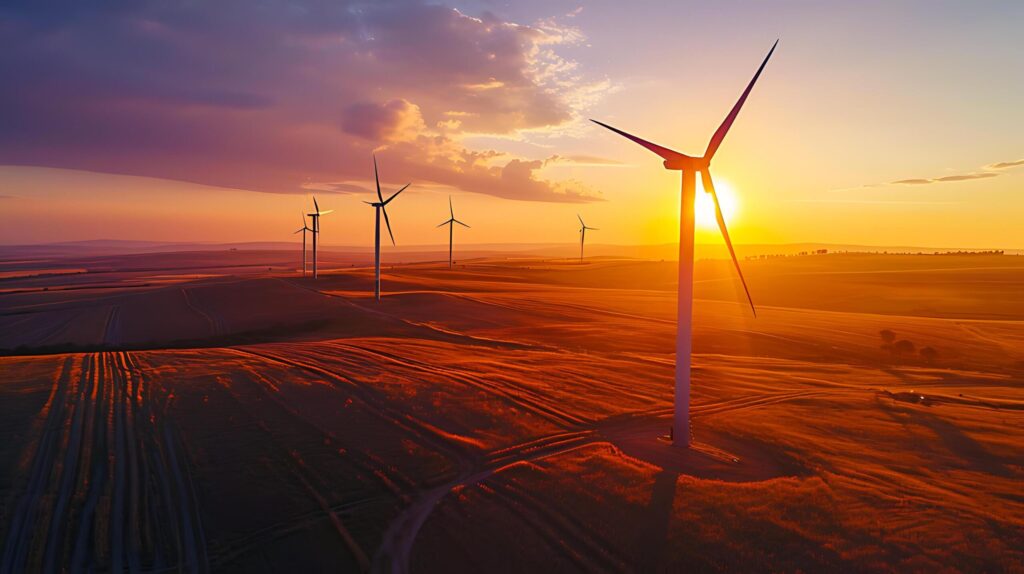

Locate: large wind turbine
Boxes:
[306,197,333,279]
[293,213,314,276]
[592,40,775,447]
[365,156,409,301]
[577,214,598,263]
[437,196,470,269]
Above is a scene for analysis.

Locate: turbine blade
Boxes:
[454,219,470,228]
[590,119,690,163]
[373,154,384,204]
[704,40,778,161]
[385,183,409,205]
[701,170,756,317]
[382,206,395,245]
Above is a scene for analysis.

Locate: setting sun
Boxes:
[695,177,739,229]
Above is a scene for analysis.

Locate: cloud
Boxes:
[877,157,1024,188]
[985,159,1024,170]
[789,198,960,205]
[303,182,375,195]
[544,154,623,166]
[340,99,426,142]
[891,171,999,185]
[933,173,999,182]
[0,1,607,203]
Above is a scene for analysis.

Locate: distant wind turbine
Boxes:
[577,214,598,263]
[306,197,333,279]
[592,40,776,447]
[293,212,314,276]
[437,196,470,269]
[365,155,409,301]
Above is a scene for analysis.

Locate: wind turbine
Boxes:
[577,214,598,263]
[437,196,470,269]
[592,40,775,447]
[365,155,409,301]
[306,197,333,279]
[293,213,314,276]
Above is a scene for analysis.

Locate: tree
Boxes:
[919,346,938,364]
[892,339,915,359]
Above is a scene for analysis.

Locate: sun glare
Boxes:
[695,177,739,230]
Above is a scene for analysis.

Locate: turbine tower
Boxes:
[306,197,333,279]
[293,213,313,276]
[365,155,409,301]
[577,214,598,263]
[437,196,470,269]
[592,40,775,447]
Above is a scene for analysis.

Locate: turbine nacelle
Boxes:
[662,156,708,173]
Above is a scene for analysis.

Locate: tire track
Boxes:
[371,432,596,574]
[40,354,94,573]
[0,356,74,573]
[323,341,589,428]
[1,350,212,572]
[181,287,221,337]
[102,305,121,347]
[210,371,375,571]
[123,351,209,573]
[373,383,846,574]
[70,353,111,571]
[486,480,629,573]
[225,347,474,471]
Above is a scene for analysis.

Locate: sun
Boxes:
[694,177,739,230]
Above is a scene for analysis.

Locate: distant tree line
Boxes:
[879,329,938,364]
[744,248,1008,260]
[744,249,829,261]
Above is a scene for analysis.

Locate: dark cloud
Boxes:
[0,1,601,202]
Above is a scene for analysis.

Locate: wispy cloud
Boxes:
[832,156,1024,192]
[790,199,960,205]
[892,172,999,185]
[985,158,1024,170]
[544,154,624,167]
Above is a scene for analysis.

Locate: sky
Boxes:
[1,0,1022,249]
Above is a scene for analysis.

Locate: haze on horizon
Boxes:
[1,1,1022,249]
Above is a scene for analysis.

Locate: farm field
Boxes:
[1,252,1022,572]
